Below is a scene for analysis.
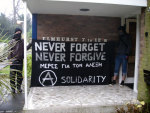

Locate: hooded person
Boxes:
[8,28,24,93]
[13,28,22,40]
[111,26,132,86]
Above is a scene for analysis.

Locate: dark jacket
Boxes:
[116,34,132,56]
[8,39,24,60]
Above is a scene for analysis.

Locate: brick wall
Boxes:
[37,14,121,41]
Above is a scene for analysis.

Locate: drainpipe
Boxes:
[134,14,140,93]
[24,1,28,109]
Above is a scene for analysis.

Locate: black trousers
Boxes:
[10,60,23,90]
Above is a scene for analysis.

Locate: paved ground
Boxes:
[0,93,24,113]
[0,78,31,113]
[0,81,134,113]
[25,85,138,113]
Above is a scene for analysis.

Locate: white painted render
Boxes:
[46,0,147,7]
[24,0,147,17]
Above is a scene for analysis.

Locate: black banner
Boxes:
[31,40,115,87]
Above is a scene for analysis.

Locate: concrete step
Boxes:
[24,85,138,113]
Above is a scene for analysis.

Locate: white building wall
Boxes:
[49,0,147,7]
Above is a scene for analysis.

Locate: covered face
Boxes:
[13,28,22,40]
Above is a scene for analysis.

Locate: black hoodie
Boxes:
[116,33,132,56]
[8,28,24,60]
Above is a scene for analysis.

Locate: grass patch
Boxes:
[0,54,32,78]
[0,65,10,76]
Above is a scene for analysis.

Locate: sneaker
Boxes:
[120,81,124,86]
[111,80,116,85]
[17,88,22,93]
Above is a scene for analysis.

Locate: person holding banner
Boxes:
[8,28,32,94]
[111,26,131,86]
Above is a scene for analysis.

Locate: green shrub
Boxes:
[27,54,32,78]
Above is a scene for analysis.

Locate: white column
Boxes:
[134,14,140,93]
[24,1,28,109]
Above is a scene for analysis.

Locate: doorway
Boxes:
[125,19,136,83]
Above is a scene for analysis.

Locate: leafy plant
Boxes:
[0,31,17,101]
[115,101,150,113]
[27,54,32,78]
